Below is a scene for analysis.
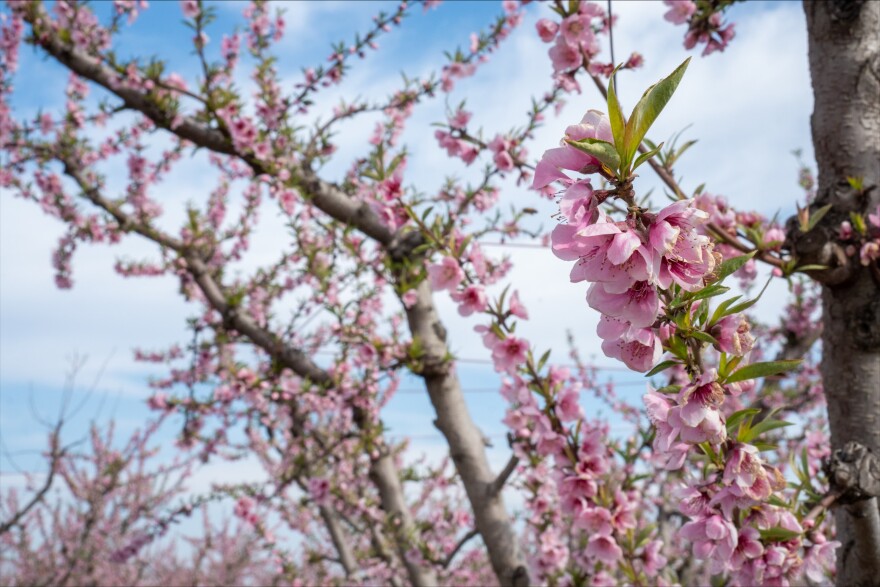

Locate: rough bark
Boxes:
[403,281,529,587]
[803,2,880,585]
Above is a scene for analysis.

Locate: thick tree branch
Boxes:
[318,505,358,577]
[400,281,529,587]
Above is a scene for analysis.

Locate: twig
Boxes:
[487,455,519,498]
[441,528,479,569]
[803,489,842,528]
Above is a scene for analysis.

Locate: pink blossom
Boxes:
[677,370,725,429]
[868,205,880,229]
[448,108,471,129]
[711,314,755,356]
[575,505,612,534]
[599,319,662,372]
[663,0,697,25]
[681,514,738,567]
[642,540,668,576]
[492,337,529,373]
[560,14,591,47]
[587,280,660,328]
[763,226,786,250]
[493,150,514,171]
[308,477,330,504]
[451,285,488,316]
[181,0,200,19]
[860,241,879,266]
[427,256,464,291]
[533,110,613,188]
[730,526,764,571]
[625,52,644,69]
[803,537,840,583]
[644,392,690,469]
[147,393,168,410]
[535,18,559,43]
[555,387,581,422]
[723,443,773,501]
[552,218,653,289]
[508,290,529,319]
[548,36,582,73]
[586,534,623,565]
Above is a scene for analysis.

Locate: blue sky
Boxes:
[1,0,815,501]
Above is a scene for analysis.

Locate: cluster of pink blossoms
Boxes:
[538,110,718,372]
[535,104,839,584]
[536,2,644,92]
[839,204,880,267]
[663,0,736,57]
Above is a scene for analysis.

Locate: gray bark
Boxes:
[403,281,529,587]
[803,1,880,585]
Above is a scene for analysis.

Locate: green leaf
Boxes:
[741,419,793,443]
[846,176,864,192]
[725,360,802,384]
[666,139,697,169]
[804,203,832,232]
[632,142,664,172]
[645,359,680,377]
[709,295,743,326]
[623,57,691,166]
[665,335,688,361]
[537,349,551,372]
[726,276,772,315]
[850,211,867,235]
[758,527,802,542]
[713,252,757,283]
[768,495,790,508]
[565,138,620,175]
[689,330,719,345]
[654,384,681,395]
[796,264,830,272]
[606,67,627,161]
[725,408,761,432]
[688,284,730,304]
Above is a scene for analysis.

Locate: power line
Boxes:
[312,349,634,373]
[391,379,649,395]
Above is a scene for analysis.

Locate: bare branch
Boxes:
[486,455,519,498]
[441,528,479,569]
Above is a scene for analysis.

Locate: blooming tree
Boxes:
[1,1,878,586]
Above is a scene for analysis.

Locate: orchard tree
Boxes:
[1,1,878,586]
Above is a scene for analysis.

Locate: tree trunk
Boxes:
[803,2,880,585]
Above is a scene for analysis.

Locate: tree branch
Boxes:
[441,528,479,569]
[486,455,519,498]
